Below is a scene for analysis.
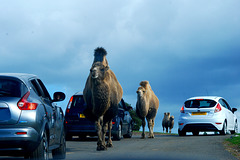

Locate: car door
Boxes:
[220,99,234,130]
[30,78,56,146]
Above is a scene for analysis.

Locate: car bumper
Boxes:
[178,114,225,132]
[0,127,39,153]
[65,124,97,136]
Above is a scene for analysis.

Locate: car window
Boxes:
[0,78,27,97]
[219,99,232,111]
[71,96,85,108]
[185,99,216,108]
[30,79,44,97]
[37,79,52,101]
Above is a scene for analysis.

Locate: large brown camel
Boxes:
[83,47,123,151]
[136,81,159,138]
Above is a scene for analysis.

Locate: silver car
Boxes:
[0,73,66,159]
[178,96,238,136]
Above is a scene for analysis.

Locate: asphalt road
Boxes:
[65,134,237,160]
[0,134,237,160]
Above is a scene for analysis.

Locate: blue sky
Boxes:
[1,0,240,133]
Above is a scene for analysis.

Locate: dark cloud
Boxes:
[1,0,240,133]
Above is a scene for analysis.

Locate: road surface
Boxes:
[0,134,237,160]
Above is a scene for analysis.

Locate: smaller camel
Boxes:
[136,81,159,138]
[162,112,174,133]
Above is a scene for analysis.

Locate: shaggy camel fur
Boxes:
[83,47,123,151]
[162,112,174,133]
[136,81,159,138]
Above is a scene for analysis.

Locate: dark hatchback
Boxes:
[65,92,133,140]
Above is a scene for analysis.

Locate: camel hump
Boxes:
[93,47,108,66]
[139,81,151,90]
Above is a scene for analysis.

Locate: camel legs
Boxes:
[166,127,168,133]
[147,118,154,138]
[96,116,107,151]
[141,118,146,139]
[106,120,113,147]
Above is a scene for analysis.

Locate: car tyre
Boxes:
[178,129,186,136]
[30,130,49,160]
[113,124,122,141]
[52,132,66,159]
[220,121,227,135]
[231,121,238,134]
[123,124,133,138]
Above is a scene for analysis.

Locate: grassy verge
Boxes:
[224,133,240,160]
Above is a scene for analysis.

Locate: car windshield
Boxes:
[0,78,27,98]
[71,95,86,108]
[185,99,217,108]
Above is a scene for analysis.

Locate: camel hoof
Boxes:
[141,133,145,139]
[141,136,145,139]
[97,145,107,151]
[106,143,113,148]
[148,135,154,138]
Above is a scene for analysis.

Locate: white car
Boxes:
[178,96,238,136]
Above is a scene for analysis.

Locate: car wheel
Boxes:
[52,132,66,159]
[178,129,186,136]
[113,124,122,141]
[123,124,133,138]
[231,121,238,134]
[192,131,199,136]
[30,130,49,160]
[220,121,227,135]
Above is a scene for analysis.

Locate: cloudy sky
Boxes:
[1,0,240,133]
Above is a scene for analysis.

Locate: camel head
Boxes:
[136,86,146,98]
[90,62,109,80]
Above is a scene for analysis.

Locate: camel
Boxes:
[162,112,174,133]
[136,81,159,138]
[83,47,123,151]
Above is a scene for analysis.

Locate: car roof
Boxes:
[187,96,222,101]
[0,73,37,81]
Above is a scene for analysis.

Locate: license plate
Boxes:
[79,114,86,118]
[192,112,207,115]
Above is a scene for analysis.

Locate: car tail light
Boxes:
[180,105,185,113]
[214,103,222,113]
[17,91,38,110]
[66,96,73,113]
[16,132,27,135]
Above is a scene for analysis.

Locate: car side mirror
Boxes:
[53,92,65,102]
[232,108,237,113]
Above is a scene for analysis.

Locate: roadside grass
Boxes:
[226,133,240,146]
[224,133,240,160]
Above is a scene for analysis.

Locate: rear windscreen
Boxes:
[0,78,27,98]
[71,96,86,108]
[185,99,217,108]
